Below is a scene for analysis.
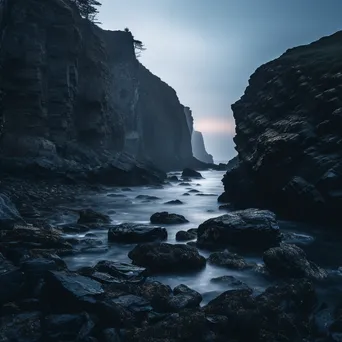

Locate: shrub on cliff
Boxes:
[72,0,102,22]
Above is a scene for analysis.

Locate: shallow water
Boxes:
[50,170,342,304]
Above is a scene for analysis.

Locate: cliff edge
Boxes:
[222,31,342,223]
[0,0,194,183]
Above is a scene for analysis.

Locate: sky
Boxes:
[98,0,342,162]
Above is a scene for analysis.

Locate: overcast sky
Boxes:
[99,0,342,162]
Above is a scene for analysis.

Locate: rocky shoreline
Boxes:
[1,171,342,342]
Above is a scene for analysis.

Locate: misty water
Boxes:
[49,170,342,305]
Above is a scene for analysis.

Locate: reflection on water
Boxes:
[52,170,342,303]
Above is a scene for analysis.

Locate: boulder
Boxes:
[208,251,255,270]
[128,242,206,273]
[210,275,250,290]
[93,260,146,279]
[77,209,111,225]
[197,209,281,250]
[167,176,179,182]
[108,223,167,243]
[182,168,203,178]
[165,284,202,312]
[176,229,197,241]
[263,244,327,280]
[150,212,189,224]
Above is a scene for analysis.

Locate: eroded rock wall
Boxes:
[0,0,194,176]
[222,32,342,223]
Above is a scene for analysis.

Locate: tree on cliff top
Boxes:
[73,0,102,23]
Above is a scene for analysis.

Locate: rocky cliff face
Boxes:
[0,0,194,179]
[183,106,213,164]
[192,131,214,164]
[222,32,342,223]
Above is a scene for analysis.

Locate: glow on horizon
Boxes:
[194,117,235,134]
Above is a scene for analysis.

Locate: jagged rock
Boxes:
[0,194,23,227]
[263,244,327,280]
[77,209,111,225]
[164,200,183,205]
[108,223,167,243]
[150,212,189,224]
[208,251,256,270]
[197,209,281,250]
[221,32,342,224]
[176,229,197,241]
[182,168,203,178]
[128,242,206,273]
[93,260,146,279]
[165,284,202,312]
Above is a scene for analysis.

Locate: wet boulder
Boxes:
[197,209,281,250]
[108,223,167,243]
[182,168,203,178]
[208,251,256,270]
[263,244,327,280]
[165,284,202,312]
[150,212,189,224]
[210,275,250,290]
[128,242,206,273]
[94,260,146,280]
[77,209,111,225]
[167,175,179,182]
[176,229,197,241]
[43,271,104,311]
[135,195,160,201]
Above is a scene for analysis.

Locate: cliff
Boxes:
[192,131,214,164]
[222,31,342,223]
[0,0,194,181]
[183,106,213,164]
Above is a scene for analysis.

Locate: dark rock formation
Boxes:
[184,106,214,164]
[0,0,196,184]
[128,242,206,273]
[176,229,197,241]
[164,199,183,205]
[77,209,111,225]
[107,223,167,243]
[150,211,189,224]
[263,243,327,280]
[197,209,281,250]
[222,32,342,223]
[192,131,214,164]
[208,251,256,270]
[182,168,203,178]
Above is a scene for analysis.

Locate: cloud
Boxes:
[194,117,235,134]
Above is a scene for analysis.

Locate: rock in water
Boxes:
[208,251,256,270]
[263,244,327,280]
[197,209,281,250]
[108,223,167,243]
[128,242,206,273]
[77,209,111,225]
[164,200,183,205]
[221,32,342,224]
[182,168,203,178]
[150,212,189,224]
[176,229,197,241]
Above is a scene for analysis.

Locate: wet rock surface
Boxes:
[208,251,256,270]
[197,209,281,250]
[150,211,189,224]
[108,223,167,243]
[222,32,342,224]
[128,242,206,273]
[263,243,327,280]
[182,168,203,178]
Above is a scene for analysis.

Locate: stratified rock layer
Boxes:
[223,32,342,223]
[0,0,194,179]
